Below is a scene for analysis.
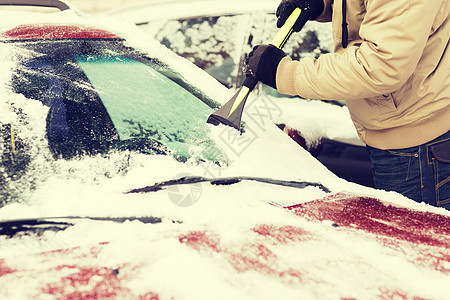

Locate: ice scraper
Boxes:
[206,8,304,130]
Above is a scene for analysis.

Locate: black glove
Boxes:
[276,0,324,31]
[244,44,287,90]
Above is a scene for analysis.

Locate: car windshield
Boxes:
[9,39,225,163]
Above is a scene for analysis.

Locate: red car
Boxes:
[0,1,449,299]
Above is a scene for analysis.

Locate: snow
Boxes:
[0,4,449,300]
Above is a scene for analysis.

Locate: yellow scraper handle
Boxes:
[270,7,302,49]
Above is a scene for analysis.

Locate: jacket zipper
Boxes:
[342,0,348,48]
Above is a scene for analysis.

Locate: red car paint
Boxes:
[287,193,450,274]
[0,242,160,299]
[1,24,121,40]
[287,192,450,247]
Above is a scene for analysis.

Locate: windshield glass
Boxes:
[10,39,225,163]
[75,55,223,162]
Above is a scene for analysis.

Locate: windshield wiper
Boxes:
[0,216,168,238]
[126,176,331,194]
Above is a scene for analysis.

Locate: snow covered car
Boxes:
[105,0,375,187]
[0,1,449,299]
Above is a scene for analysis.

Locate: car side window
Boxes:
[142,12,332,96]
[255,13,333,60]
[143,14,250,89]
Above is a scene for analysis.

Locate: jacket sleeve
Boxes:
[277,0,440,100]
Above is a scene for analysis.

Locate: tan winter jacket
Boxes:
[276,0,450,149]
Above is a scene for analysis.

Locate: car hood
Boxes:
[0,192,449,299]
[0,174,332,238]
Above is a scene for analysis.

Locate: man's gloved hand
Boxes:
[276,0,324,31]
[244,44,287,90]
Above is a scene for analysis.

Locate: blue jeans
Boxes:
[367,131,450,210]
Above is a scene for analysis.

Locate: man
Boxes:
[244,0,450,209]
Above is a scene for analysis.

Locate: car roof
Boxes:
[105,0,280,24]
[0,0,123,41]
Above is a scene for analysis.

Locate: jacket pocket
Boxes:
[375,93,397,113]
